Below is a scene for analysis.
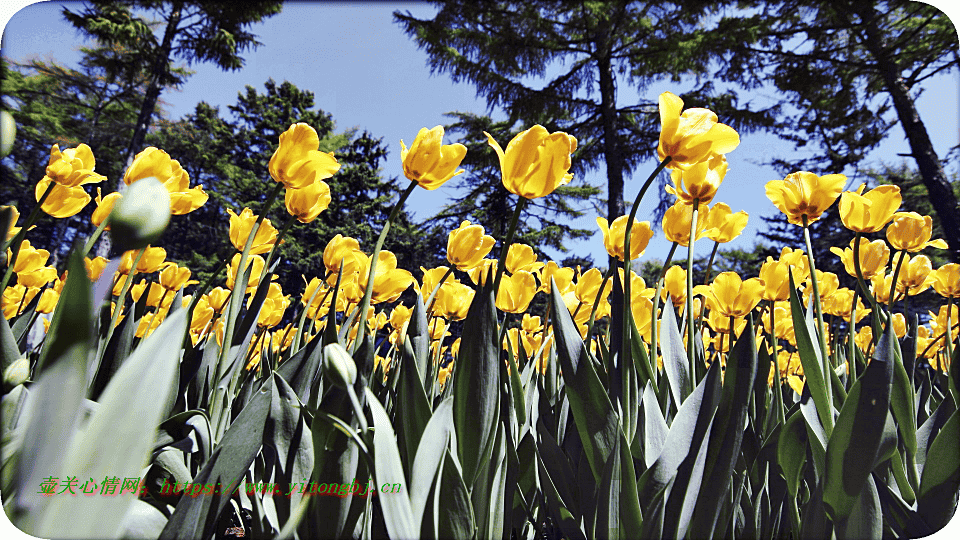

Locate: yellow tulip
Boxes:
[226,253,266,292]
[433,281,475,321]
[662,265,687,307]
[537,261,575,294]
[420,266,456,297]
[662,200,713,247]
[665,154,728,205]
[765,171,846,226]
[135,308,166,338]
[268,123,341,189]
[931,263,960,298]
[467,259,498,286]
[870,272,901,305]
[357,250,415,304]
[91,188,122,229]
[44,143,105,187]
[929,305,959,344]
[123,147,207,214]
[885,212,949,252]
[495,270,538,313]
[703,203,748,244]
[705,307,748,335]
[694,272,763,319]
[8,240,49,274]
[117,246,167,274]
[206,287,231,313]
[506,243,543,274]
[758,257,791,301]
[400,126,467,189]
[285,180,331,223]
[130,280,173,308]
[159,262,198,291]
[802,271,839,307]
[323,234,365,277]
[35,177,90,218]
[36,287,59,314]
[16,266,58,289]
[894,253,934,296]
[597,215,653,261]
[657,91,739,169]
[84,256,109,281]
[2,284,39,319]
[838,183,901,233]
[484,125,577,199]
[446,221,496,271]
[228,207,280,255]
[574,268,611,306]
[2,205,21,241]
[253,282,289,328]
[829,237,890,280]
[822,288,870,323]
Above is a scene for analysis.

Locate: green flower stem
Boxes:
[261,213,298,280]
[584,265,614,344]
[492,197,527,296]
[851,233,882,319]
[703,240,720,287]
[1,180,56,292]
[81,207,115,259]
[685,199,700,392]
[650,242,679,368]
[355,180,419,353]
[623,156,672,265]
[801,216,833,427]
[97,247,147,365]
[888,249,906,312]
[769,300,786,426]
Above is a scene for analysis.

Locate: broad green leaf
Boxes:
[396,334,434,479]
[536,441,588,540]
[889,332,917,458]
[264,374,314,525]
[659,299,690,408]
[778,410,808,499]
[436,448,475,540]
[916,396,956,475]
[596,429,644,540]
[823,326,895,522]
[836,475,882,540]
[31,310,187,539]
[549,280,619,482]
[788,271,832,435]
[453,275,500,488]
[917,411,960,531]
[641,381,668,468]
[365,387,417,540]
[159,375,273,540]
[687,316,759,539]
[0,310,21,373]
[410,397,455,526]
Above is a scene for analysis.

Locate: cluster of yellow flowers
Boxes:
[3,93,957,387]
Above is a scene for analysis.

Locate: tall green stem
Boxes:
[650,242,679,367]
[492,197,527,296]
[685,199,700,391]
[802,217,833,426]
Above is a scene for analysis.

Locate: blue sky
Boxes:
[1,0,959,269]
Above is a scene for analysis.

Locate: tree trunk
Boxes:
[855,2,960,263]
[596,35,625,270]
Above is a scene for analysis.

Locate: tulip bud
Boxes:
[109,177,171,251]
[323,343,357,388]
[1,111,15,158]
[4,358,30,389]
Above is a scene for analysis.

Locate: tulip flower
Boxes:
[703,203,748,244]
[506,243,543,274]
[269,123,341,189]
[822,288,870,323]
[357,250,415,304]
[573,267,611,307]
[894,253,935,296]
[36,288,59,314]
[446,221,496,271]
[662,265,687,307]
[7,240,49,275]
[830,237,890,280]
[35,177,90,218]
[159,262,198,291]
[2,205,21,241]
[323,234,365,277]
[467,259,498,286]
[123,147,207,214]
[44,143,106,187]
[130,280,173,308]
[420,266,456,297]
[226,253,266,292]
[109,177,171,251]
[758,257,792,302]
[657,91,740,169]
[694,271,764,318]
[838,183,901,233]
[665,154,729,204]
[2,284,39,319]
[537,261,575,294]
[433,281,475,321]
[285,179,331,223]
[885,212,949,252]
[870,272,901,305]
[118,246,167,275]
[597,215,653,261]
[228,207,280,255]
[16,266,58,289]
[253,282,289,328]
[495,270,538,313]
[765,171,846,226]
[84,256,109,281]
[400,126,467,190]
[91,188,122,230]
[484,125,577,199]
[931,263,960,298]
[662,200,714,247]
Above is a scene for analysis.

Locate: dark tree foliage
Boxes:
[149,79,440,295]
[395,0,774,271]
[717,0,960,261]
[63,0,283,167]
